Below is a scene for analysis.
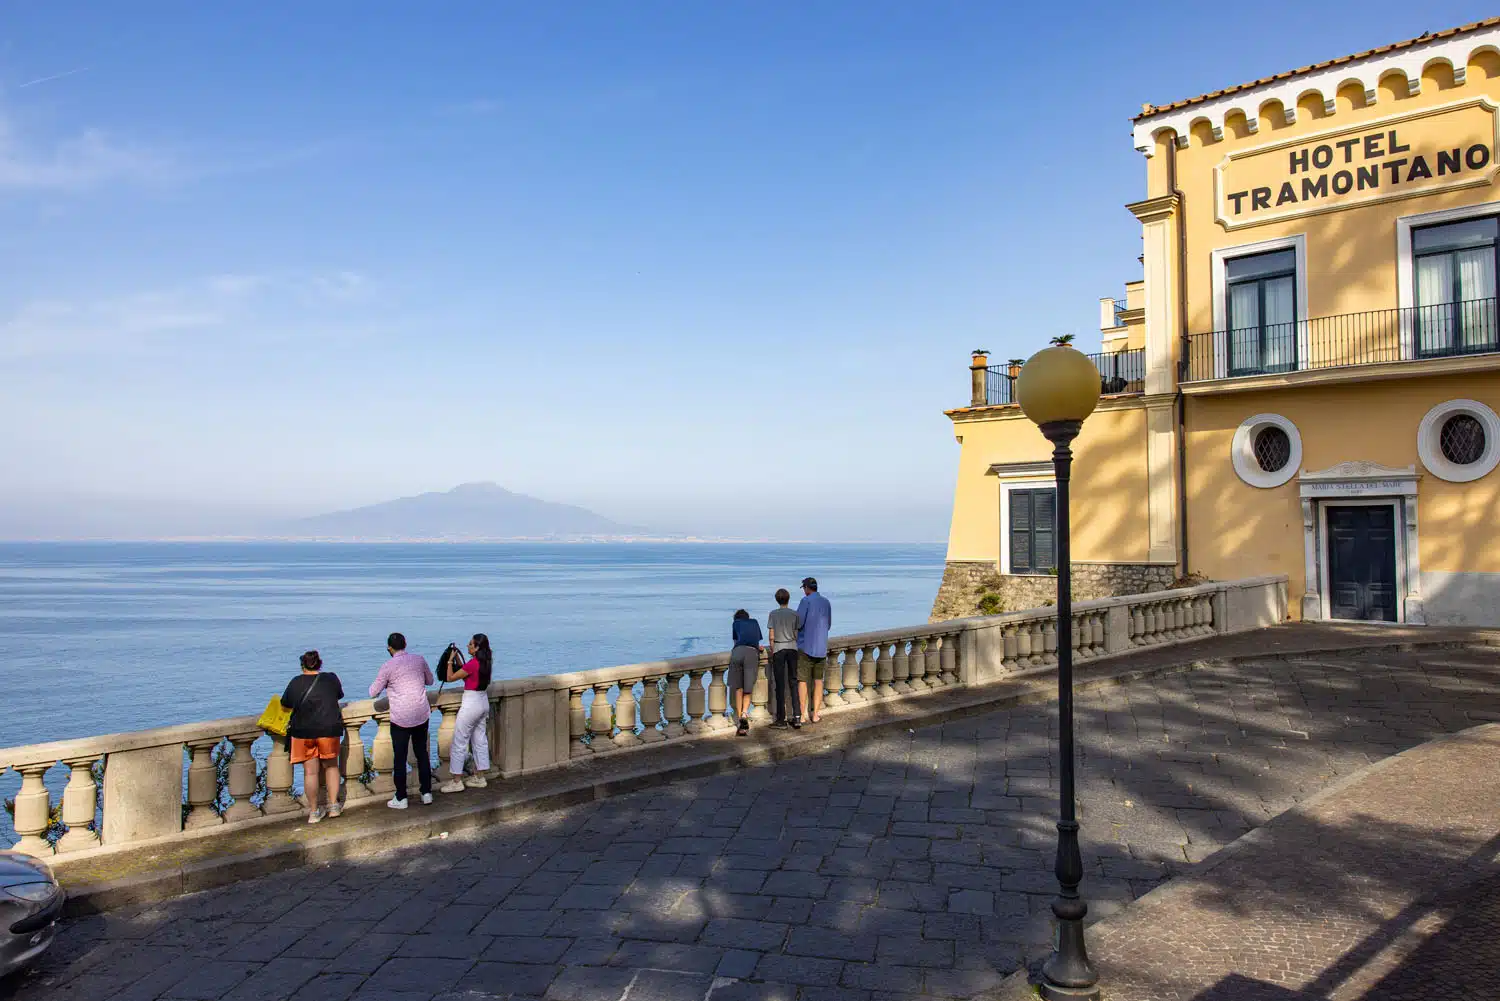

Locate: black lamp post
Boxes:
[1016,344,1101,1001]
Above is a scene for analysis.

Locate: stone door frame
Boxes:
[1299,461,1425,625]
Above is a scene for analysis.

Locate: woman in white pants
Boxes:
[440,633,493,792]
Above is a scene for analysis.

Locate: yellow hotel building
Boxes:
[936,18,1500,627]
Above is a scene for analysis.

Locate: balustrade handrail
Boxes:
[984,348,1145,406]
[1181,298,1500,382]
[0,574,1289,859]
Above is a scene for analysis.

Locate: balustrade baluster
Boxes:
[1014,621,1038,669]
[589,682,614,750]
[844,646,863,701]
[639,676,665,742]
[751,657,770,721]
[908,638,928,687]
[1172,600,1186,638]
[706,666,730,730]
[685,669,709,734]
[1130,604,1147,645]
[12,763,54,856]
[1153,602,1168,641]
[569,688,589,757]
[436,698,461,773]
[223,734,265,821]
[939,633,959,685]
[340,715,371,803]
[1198,597,1213,635]
[262,730,300,814]
[1042,620,1058,668]
[664,672,687,738]
[924,637,943,687]
[1092,611,1106,651]
[57,757,100,852]
[613,680,642,749]
[875,643,894,698]
[1002,625,1020,672]
[861,645,879,699]
[892,640,912,693]
[821,649,845,707]
[1071,616,1085,660]
[368,713,396,795]
[184,739,224,829]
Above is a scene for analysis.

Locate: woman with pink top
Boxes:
[440,633,494,794]
[369,631,435,809]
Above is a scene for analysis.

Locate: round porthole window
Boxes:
[1253,426,1292,473]
[1418,400,1500,483]
[1231,413,1302,488]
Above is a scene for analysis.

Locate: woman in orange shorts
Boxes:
[281,650,346,824]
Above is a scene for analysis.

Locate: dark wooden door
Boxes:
[1327,505,1398,621]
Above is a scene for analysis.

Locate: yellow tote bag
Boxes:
[257,696,292,736]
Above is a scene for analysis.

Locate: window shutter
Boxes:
[1009,490,1033,572]
[1033,490,1056,570]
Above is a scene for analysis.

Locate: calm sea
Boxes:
[0,542,945,747]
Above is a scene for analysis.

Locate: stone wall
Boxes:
[930,561,1179,622]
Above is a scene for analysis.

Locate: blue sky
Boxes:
[1,2,1493,540]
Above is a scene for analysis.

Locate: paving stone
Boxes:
[700,918,788,952]
[364,957,474,993]
[621,970,713,1001]
[715,948,763,979]
[542,965,635,1000]
[289,974,365,1001]
[753,952,845,986]
[456,961,559,996]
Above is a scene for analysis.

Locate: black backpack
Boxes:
[435,643,465,683]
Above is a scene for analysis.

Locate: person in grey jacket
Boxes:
[728,609,763,736]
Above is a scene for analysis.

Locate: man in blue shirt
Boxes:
[796,576,832,723]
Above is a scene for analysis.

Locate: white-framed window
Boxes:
[997,477,1057,575]
[1397,201,1500,360]
[1230,413,1302,488]
[1417,398,1500,483]
[1210,234,1309,379]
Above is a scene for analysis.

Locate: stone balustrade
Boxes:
[0,575,1286,858]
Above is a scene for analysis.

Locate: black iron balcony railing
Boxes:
[1181,298,1500,382]
[986,348,1145,406]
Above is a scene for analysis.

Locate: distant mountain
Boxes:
[288,482,642,540]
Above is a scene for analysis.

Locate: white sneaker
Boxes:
[387,797,408,810]
[420,792,433,805]
[463,775,488,789]
[307,807,327,824]
[439,779,466,794]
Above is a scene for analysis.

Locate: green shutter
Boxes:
[1033,489,1056,571]
[1009,490,1033,572]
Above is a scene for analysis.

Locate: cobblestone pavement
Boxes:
[9,645,1500,1001]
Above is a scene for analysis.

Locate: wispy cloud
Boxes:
[0,270,376,360]
[308,270,370,301]
[17,67,89,90]
[0,109,176,190]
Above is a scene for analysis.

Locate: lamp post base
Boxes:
[1038,983,1102,1001]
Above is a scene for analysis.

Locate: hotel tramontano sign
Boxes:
[1215,98,1500,229]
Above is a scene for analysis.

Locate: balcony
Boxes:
[983,348,1145,406]
[1181,299,1500,384]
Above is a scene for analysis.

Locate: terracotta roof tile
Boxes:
[1134,18,1500,121]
